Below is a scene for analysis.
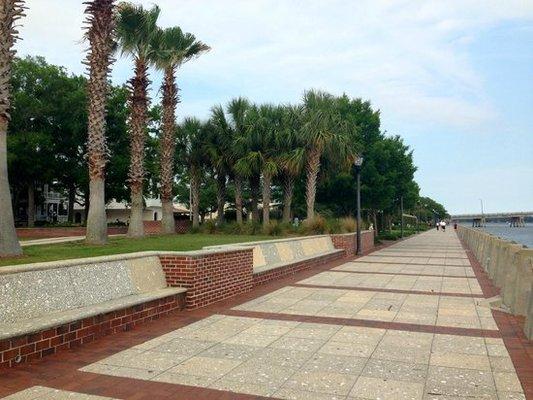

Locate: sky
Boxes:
[15,0,533,214]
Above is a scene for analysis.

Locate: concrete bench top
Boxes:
[0,248,254,275]
[253,248,344,274]
[0,287,186,341]
[204,234,343,273]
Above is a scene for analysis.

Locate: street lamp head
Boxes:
[354,156,364,167]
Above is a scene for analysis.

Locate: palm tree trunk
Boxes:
[0,120,22,256]
[0,0,23,256]
[129,187,144,236]
[85,0,114,245]
[282,174,294,223]
[250,174,260,223]
[262,172,272,228]
[305,148,321,220]
[27,183,35,228]
[191,167,200,229]
[235,176,243,225]
[160,66,177,234]
[216,172,226,224]
[127,57,149,238]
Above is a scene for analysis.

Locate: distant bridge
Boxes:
[450,211,532,227]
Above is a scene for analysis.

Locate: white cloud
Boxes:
[15,0,533,131]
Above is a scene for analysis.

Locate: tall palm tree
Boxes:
[177,117,206,228]
[227,97,250,225]
[0,0,24,256]
[279,105,305,223]
[153,27,209,234]
[237,104,280,228]
[85,0,115,245]
[301,90,351,220]
[207,105,231,224]
[116,3,160,237]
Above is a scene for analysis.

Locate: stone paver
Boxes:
[2,230,527,399]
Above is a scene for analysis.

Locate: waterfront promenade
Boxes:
[1,230,530,399]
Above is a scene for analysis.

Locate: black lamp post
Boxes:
[354,156,364,255]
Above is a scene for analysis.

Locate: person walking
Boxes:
[436,221,440,231]
[440,220,446,232]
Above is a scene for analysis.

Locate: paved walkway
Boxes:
[20,234,125,247]
[1,230,531,399]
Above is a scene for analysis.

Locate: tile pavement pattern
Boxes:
[1,230,531,399]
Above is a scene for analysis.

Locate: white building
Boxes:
[35,184,69,223]
[73,197,189,224]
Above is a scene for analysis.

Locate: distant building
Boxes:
[14,184,69,226]
[73,197,190,225]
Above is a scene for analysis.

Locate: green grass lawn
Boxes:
[1,234,273,267]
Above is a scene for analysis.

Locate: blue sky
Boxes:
[16,0,533,214]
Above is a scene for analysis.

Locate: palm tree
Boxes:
[279,105,305,223]
[0,0,24,256]
[153,27,209,234]
[237,104,280,228]
[116,3,160,237]
[226,97,250,225]
[177,118,206,228]
[207,105,231,224]
[84,0,115,245]
[301,90,351,220]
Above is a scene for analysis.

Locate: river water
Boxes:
[459,222,533,248]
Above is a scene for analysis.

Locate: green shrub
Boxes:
[325,218,342,234]
[263,221,283,236]
[340,217,357,233]
[302,215,327,235]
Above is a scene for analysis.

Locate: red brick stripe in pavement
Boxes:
[291,283,487,298]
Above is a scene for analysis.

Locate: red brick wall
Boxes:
[17,220,191,239]
[330,231,375,256]
[143,221,162,235]
[361,230,375,254]
[0,293,185,369]
[16,227,127,239]
[331,234,356,256]
[160,249,254,309]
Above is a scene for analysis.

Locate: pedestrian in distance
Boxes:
[436,221,440,231]
[440,220,446,232]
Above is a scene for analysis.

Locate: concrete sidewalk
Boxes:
[2,229,529,399]
[20,234,125,247]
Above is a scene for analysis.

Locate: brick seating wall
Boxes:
[0,293,186,369]
[160,249,254,309]
[1,232,372,369]
[330,231,375,256]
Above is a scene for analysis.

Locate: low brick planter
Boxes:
[160,248,254,309]
[331,230,375,256]
[0,292,185,369]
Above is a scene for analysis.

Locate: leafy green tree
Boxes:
[9,56,87,226]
